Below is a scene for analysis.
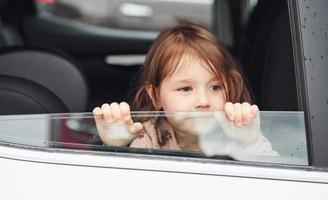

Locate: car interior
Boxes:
[0,46,89,114]
[0,0,298,115]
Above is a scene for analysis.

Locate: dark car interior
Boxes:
[0,46,88,114]
[0,0,298,115]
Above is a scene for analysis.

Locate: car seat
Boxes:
[0,46,89,113]
[240,0,298,111]
[260,4,297,111]
[0,74,68,114]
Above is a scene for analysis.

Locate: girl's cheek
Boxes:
[212,101,224,111]
[221,90,227,102]
[212,92,226,111]
[162,96,192,112]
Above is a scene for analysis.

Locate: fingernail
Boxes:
[107,118,114,123]
[124,115,130,121]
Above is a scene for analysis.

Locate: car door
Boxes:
[1,0,328,199]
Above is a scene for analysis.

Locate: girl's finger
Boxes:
[224,102,235,120]
[101,103,113,123]
[92,107,103,119]
[128,122,143,135]
[109,102,123,123]
[233,103,243,127]
[250,104,259,118]
[119,102,131,121]
[242,102,251,125]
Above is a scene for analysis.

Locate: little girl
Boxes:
[93,23,276,155]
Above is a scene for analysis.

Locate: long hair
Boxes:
[131,23,251,114]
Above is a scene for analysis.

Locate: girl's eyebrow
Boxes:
[172,77,219,84]
[209,77,220,83]
[172,78,195,84]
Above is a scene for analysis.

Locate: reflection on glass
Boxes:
[0,111,307,165]
[35,0,213,31]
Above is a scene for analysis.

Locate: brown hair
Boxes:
[132,23,251,112]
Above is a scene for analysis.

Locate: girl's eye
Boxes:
[210,85,221,92]
[178,87,192,92]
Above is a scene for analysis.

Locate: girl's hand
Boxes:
[213,102,260,144]
[224,102,259,127]
[93,102,143,146]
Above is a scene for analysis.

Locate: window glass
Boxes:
[35,0,214,31]
[0,111,307,165]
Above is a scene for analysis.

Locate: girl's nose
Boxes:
[195,91,210,110]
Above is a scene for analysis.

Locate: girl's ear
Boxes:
[145,84,161,110]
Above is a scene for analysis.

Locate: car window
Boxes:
[33,0,259,43]
[0,111,307,165]
[20,0,269,110]
[35,0,214,31]
[2,0,317,166]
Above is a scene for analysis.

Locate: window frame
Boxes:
[288,0,328,167]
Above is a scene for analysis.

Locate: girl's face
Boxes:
[156,54,226,135]
[158,54,226,113]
